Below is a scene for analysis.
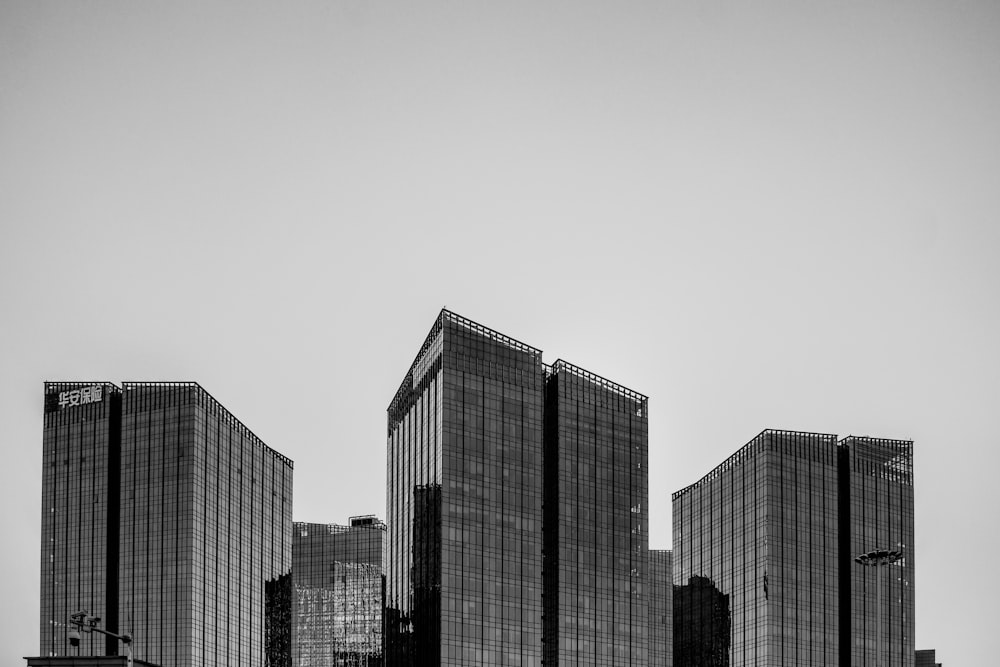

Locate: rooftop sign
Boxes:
[58,385,104,409]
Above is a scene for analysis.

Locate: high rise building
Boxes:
[648,550,673,667]
[841,436,915,667]
[543,361,648,666]
[672,429,914,667]
[40,382,294,667]
[384,309,648,666]
[292,517,385,666]
[385,311,545,666]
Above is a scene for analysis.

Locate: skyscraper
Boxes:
[41,383,121,658]
[384,309,648,666]
[543,361,648,666]
[40,382,294,667]
[385,311,545,666]
[672,429,914,667]
[292,517,385,666]
[841,436,916,667]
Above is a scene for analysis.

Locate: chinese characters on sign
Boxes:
[59,385,104,409]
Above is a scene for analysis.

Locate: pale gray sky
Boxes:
[2,1,998,663]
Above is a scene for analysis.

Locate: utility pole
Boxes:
[68,611,133,667]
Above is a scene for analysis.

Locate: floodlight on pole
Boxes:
[68,611,133,667]
[854,547,903,667]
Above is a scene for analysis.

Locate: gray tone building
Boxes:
[385,311,545,666]
[384,310,648,666]
[648,550,673,667]
[40,382,294,667]
[673,429,914,666]
[543,361,648,666]
[292,517,385,666]
[41,383,121,659]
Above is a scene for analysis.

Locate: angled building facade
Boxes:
[292,517,385,666]
[385,310,648,666]
[385,311,546,665]
[40,382,294,667]
[672,429,914,667]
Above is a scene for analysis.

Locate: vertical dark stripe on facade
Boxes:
[105,391,122,655]
[238,422,245,667]
[172,394,179,661]
[41,424,51,650]
[143,394,153,660]
[541,372,559,666]
[837,445,852,667]
[212,412,221,667]
[125,394,134,652]
[778,431,786,662]
[223,413,231,667]
[156,397,164,662]
[201,410,211,667]
[71,424,80,647]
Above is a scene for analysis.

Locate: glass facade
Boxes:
[672,429,915,667]
[40,381,294,667]
[385,311,545,666]
[543,361,648,666]
[385,310,650,666]
[292,518,385,666]
[842,437,915,667]
[41,382,122,657]
[648,550,673,667]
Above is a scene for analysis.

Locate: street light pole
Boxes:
[68,611,133,667]
[854,548,902,667]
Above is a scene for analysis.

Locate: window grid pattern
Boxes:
[292,521,385,666]
[842,437,915,667]
[648,550,673,667]
[673,430,842,666]
[673,430,915,667]
[386,313,544,666]
[40,382,121,657]
[118,383,293,667]
[543,364,648,666]
[41,382,293,667]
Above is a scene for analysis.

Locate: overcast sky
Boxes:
[2,1,998,663]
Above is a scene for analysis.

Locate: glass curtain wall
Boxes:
[292,520,385,666]
[386,310,544,667]
[648,550,673,667]
[118,383,293,667]
[40,382,122,657]
[841,437,915,667]
[673,430,915,667]
[673,430,841,666]
[543,361,648,667]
